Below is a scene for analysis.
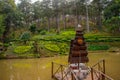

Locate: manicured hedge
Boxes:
[88,45,110,51]
[44,44,60,52]
[14,46,32,54]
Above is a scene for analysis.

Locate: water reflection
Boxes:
[0,56,68,80]
[0,53,120,80]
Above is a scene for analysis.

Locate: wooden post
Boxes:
[61,65,63,80]
[102,60,105,80]
[91,68,94,80]
[98,63,100,71]
[98,63,101,78]
[71,73,74,80]
[51,62,54,78]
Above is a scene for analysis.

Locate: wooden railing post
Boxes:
[71,73,74,80]
[61,65,63,80]
[102,60,105,80]
[51,62,54,78]
[91,68,94,80]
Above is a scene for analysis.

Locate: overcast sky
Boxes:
[15,0,41,4]
[15,0,93,4]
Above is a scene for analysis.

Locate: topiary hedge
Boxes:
[44,43,60,52]
[14,46,32,54]
[88,45,110,51]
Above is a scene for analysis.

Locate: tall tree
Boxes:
[91,0,110,31]
[33,1,43,28]
[104,0,120,33]
[104,0,120,20]
[0,0,19,43]
[0,1,5,40]
[52,0,61,33]
[41,0,52,32]
[0,15,5,40]
[18,0,33,28]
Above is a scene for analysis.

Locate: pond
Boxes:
[0,52,120,80]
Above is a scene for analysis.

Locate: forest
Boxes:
[0,0,120,58]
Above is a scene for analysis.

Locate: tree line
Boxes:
[0,0,120,43]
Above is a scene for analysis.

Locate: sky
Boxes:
[15,0,41,4]
[15,0,93,4]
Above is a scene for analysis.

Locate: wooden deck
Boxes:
[54,68,101,80]
[51,60,113,80]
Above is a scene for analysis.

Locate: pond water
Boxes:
[0,52,120,80]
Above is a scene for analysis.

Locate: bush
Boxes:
[44,43,60,52]
[0,15,5,37]
[20,32,31,44]
[29,24,36,33]
[0,42,3,46]
[88,45,110,51]
[3,43,10,47]
[104,16,120,33]
[58,43,68,54]
[14,46,32,54]
[40,30,47,35]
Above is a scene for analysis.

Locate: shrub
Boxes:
[20,32,31,44]
[29,24,36,33]
[44,43,60,52]
[40,30,47,35]
[0,15,5,37]
[58,43,68,54]
[0,42,3,46]
[3,43,10,47]
[88,45,110,51]
[104,16,120,33]
[20,32,31,40]
[14,46,32,54]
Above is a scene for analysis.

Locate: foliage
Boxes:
[32,30,75,42]
[104,0,120,20]
[0,0,23,43]
[0,42,3,46]
[33,31,120,43]
[44,43,60,52]
[18,0,33,27]
[20,32,31,41]
[29,23,36,33]
[43,41,68,54]
[39,30,47,35]
[3,43,10,47]
[88,44,110,51]
[108,47,120,52]
[58,43,68,54]
[104,16,120,33]
[14,46,32,54]
[0,15,5,37]
[0,0,120,58]
[103,0,120,33]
